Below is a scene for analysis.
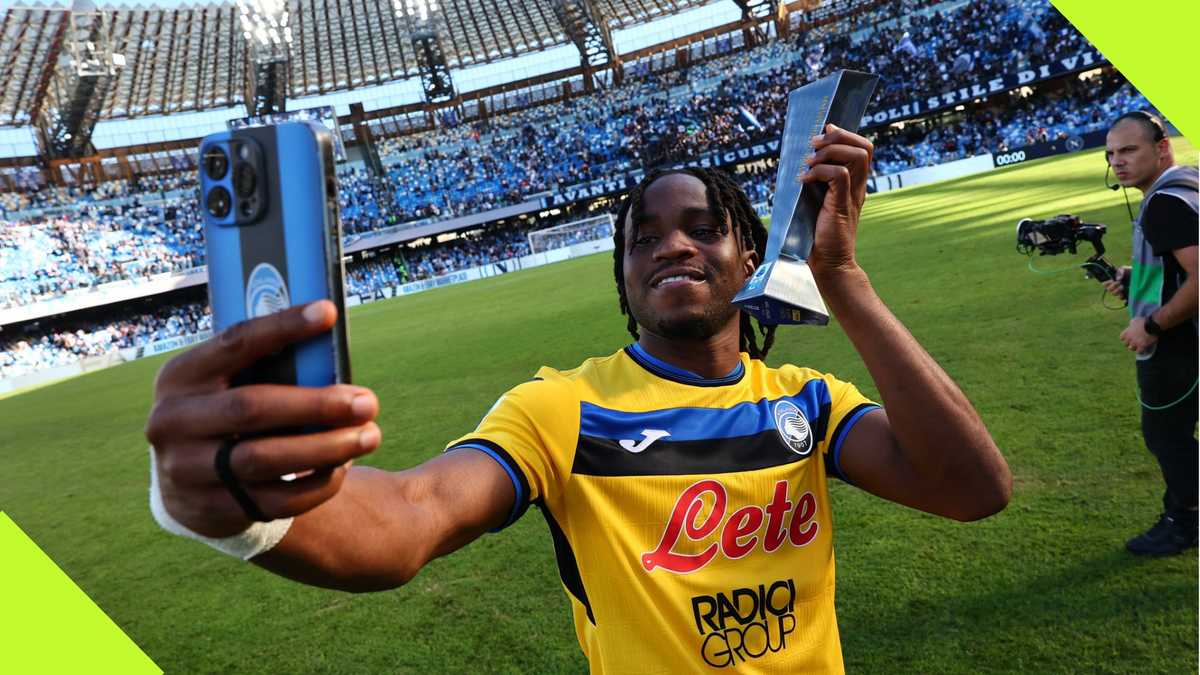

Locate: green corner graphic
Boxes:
[0,512,160,674]
[1053,0,1199,142]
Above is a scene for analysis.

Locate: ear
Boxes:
[1156,137,1171,160]
[742,248,760,282]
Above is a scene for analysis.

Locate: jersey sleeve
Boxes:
[819,372,880,484]
[444,375,579,529]
[1142,193,1198,257]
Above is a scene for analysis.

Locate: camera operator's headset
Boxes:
[1104,110,1168,221]
[1104,111,1198,410]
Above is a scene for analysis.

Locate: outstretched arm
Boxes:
[146,301,514,591]
[801,124,1011,521]
[255,449,512,591]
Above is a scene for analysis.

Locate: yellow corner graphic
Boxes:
[0,513,160,674]
[1053,0,1198,142]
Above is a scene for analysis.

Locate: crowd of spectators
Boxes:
[404,227,532,281]
[0,0,1157,379]
[827,0,1090,112]
[5,212,623,377]
[3,0,1099,226]
[338,167,398,235]
[735,164,777,207]
[1,200,205,308]
[364,0,1095,221]
[0,167,196,217]
[871,73,1151,174]
[1,300,210,380]
[345,258,405,297]
[3,0,1102,230]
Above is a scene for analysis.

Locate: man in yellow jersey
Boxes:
[145,124,1011,673]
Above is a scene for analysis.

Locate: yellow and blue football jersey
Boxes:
[447,343,878,673]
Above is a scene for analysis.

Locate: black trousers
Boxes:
[1137,354,1199,514]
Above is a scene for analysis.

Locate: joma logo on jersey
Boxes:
[641,480,818,574]
[692,579,797,668]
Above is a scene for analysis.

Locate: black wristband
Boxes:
[1144,314,1163,336]
[214,438,271,522]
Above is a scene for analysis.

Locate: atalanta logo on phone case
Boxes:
[245,262,290,318]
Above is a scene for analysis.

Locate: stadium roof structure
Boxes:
[0,0,721,127]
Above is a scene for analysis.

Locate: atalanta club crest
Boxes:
[245,262,290,319]
[772,400,812,456]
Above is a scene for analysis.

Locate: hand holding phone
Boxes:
[145,301,380,537]
[143,123,363,534]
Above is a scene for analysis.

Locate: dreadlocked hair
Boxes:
[612,166,777,360]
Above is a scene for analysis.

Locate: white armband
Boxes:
[149,447,292,560]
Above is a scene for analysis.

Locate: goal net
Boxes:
[527,213,615,255]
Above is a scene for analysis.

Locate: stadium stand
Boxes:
[1,201,205,308]
[361,0,1099,223]
[0,0,1158,381]
[871,72,1151,174]
[1,298,210,380]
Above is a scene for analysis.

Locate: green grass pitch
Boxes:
[1,143,1197,673]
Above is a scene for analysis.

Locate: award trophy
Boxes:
[732,69,879,325]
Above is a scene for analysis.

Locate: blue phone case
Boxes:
[200,122,350,387]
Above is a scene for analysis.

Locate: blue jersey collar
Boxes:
[624,342,745,387]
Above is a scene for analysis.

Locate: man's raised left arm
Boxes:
[801,124,1011,521]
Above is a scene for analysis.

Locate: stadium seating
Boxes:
[0,201,205,308]
[871,74,1151,174]
[0,0,1152,377]
[370,0,1095,220]
[0,301,210,380]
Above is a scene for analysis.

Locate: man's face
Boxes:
[1106,121,1167,190]
[621,173,758,342]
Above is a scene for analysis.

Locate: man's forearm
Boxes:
[1152,275,1198,330]
[815,266,1005,489]
[252,450,510,593]
[252,467,429,592]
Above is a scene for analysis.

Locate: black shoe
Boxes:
[1126,513,1199,556]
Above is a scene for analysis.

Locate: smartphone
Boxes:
[199,122,351,387]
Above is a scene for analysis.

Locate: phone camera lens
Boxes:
[207,186,231,218]
[233,162,257,198]
[203,146,229,180]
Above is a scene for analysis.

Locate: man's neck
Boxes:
[637,324,744,380]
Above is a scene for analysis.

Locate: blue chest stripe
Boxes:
[579,378,830,442]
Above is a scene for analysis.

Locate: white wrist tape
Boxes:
[149,446,292,560]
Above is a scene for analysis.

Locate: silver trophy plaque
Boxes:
[733,69,879,325]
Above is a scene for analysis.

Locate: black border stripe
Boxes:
[827,403,880,483]
[813,400,831,454]
[449,438,532,526]
[623,345,745,387]
[573,429,817,477]
[231,126,296,388]
[537,500,595,625]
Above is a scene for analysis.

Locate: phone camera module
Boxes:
[206,186,232,218]
[233,162,257,199]
[203,146,229,180]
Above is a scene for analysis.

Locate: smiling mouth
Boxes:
[652,272,706,289]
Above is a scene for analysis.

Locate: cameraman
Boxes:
[1103,111,1198,556]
